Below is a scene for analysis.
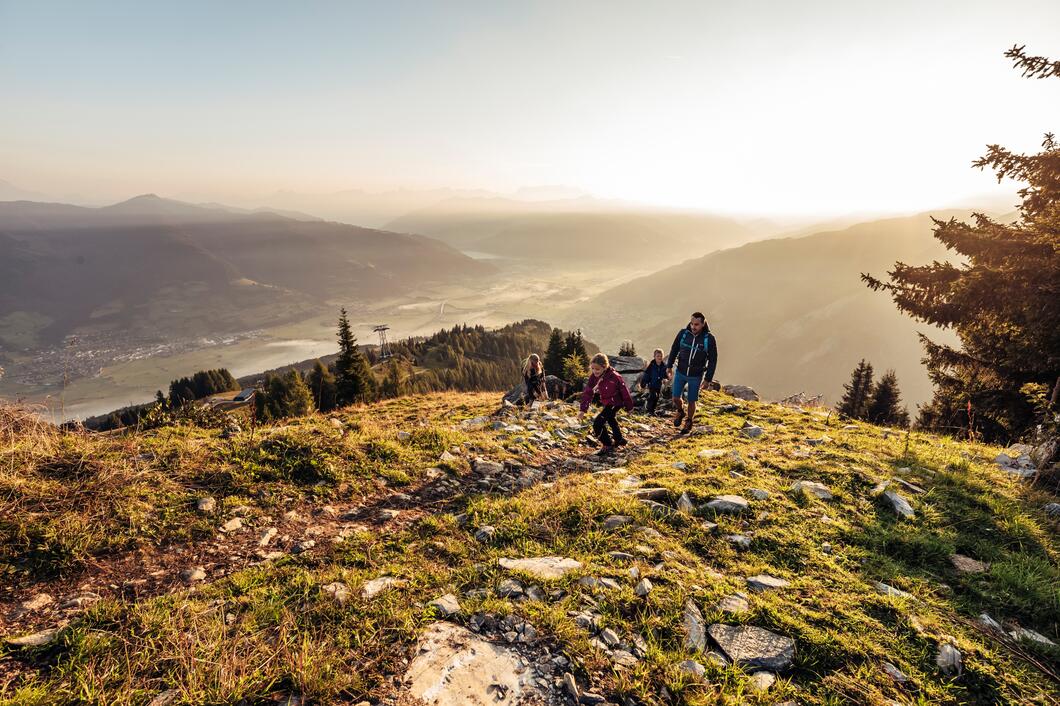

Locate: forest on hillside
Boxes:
[383,319,597,396]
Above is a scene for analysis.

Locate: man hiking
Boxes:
[666,311,718,434]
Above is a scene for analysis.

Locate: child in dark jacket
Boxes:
[579,353,635,454]
[639,348,667,414]
[522,353,548,405]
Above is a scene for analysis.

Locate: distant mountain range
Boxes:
[562,211,1011,408]
[385,196,758,263]
[0,194,493,349]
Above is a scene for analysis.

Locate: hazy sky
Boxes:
[2,1,1058,215]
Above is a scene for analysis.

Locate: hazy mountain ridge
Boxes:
[564,211,994,408]
[0,195,493,349]
[385,196,758,263]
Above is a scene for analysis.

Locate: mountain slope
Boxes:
[0,195,494,348]
[564,212,978,408]
[385,196,757,264]
[2,392,1057,704]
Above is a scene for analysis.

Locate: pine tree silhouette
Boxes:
[836,359,874,419]
[866,369,910,427]
[334,308,376,406]
[864,45,1060,440]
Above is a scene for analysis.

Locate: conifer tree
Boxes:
[866,369,910,427]
[563,330,590,370]
[619,340,637,357]
[864,45,1059,441]
[256,370,313,421]
[334,308,376,405]
[836,359,874,419]
[380,360,404,399]
[562,352,588,390]
[544,328,565,376]
[306,360,338,412]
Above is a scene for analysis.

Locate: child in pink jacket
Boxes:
[579,353,635,454]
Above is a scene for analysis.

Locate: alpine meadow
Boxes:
[1,4,1058,706]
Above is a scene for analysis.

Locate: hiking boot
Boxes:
[679,422,693,435]
[673,410,685,428]
[615,437,629,447]
[596,445,615,456]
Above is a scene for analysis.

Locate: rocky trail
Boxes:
[1,401,672,658]
[3,391,1059,706]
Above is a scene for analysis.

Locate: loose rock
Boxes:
[749,671,776,692]
[741,423,764,439]
[936,643,962,674]
[498,556,582,580]
[404,622,551,705]
[881,490,915,519]
[258,527,278,547]
[714,593,750,614]
[708,624,795,671]
[1009,627,1056,646]
[322,582,351,605]
[11,593,53,619]
[684,599,707,652]
[603,515,633,529]
[6,629,59,648]
[723,385,760,401]
[706,495,749,514]
[790,480,833,500]
[874,581,912,599]
[429,593,462,617]
[496,579,525,598]
[949,554,989,574]
[745,574,790,592]
[677,659,706,678]
[181,566,207,584]
[882,661,909,683]
[361,576,406,599]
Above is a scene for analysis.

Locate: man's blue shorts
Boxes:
[672,370,703,403]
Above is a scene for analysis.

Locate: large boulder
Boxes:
[620,371,644,393]
[1031,437,1059,487]
[503,375,568,404]
[606,355,647,373]
[603,355,648,394]
[404,622,553,705]
[723,384,760,402]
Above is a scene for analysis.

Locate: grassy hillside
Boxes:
[563,212,982,409]
[1,391,1057,705]
[234,319,597,394]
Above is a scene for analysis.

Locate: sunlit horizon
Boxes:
[2,0,1057,217]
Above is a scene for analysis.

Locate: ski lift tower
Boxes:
[373,325,393,361]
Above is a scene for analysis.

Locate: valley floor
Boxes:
[1,392,1058,705]
[0,261,649,423]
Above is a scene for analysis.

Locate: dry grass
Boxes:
[1,392,1058,705]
